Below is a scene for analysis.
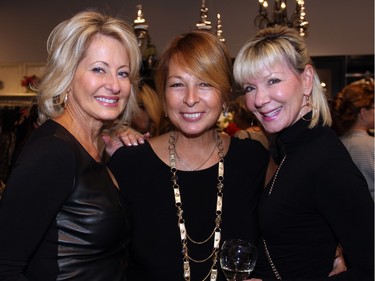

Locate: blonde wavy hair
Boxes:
[37,9,141,124]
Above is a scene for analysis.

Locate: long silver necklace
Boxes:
[268,155,287,195]
[263,154,287,280]
[169,130,225,281]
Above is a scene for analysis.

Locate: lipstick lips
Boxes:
[260,106,282,121]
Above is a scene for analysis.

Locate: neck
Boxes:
[54,112,103,161]
[173,130,219,171]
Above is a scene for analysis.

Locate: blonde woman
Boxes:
[0,10,141,280]
[234,26,373,281]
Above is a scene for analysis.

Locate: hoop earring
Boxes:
[63,89,70,109]
[299,95,317,121]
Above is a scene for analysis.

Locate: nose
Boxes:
[253,87,270,109]
[183,86,200,107]
[105,73,121,94]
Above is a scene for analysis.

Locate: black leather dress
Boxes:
[0,120,129,281]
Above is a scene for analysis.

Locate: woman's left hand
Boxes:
[329,246,347,276]
[102,126,150,157]
[115,127,150,147]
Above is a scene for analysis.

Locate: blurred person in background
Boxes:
[232,95,269,149]
[331,81,374,199]
[131,81,171,137]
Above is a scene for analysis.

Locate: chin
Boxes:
[262,124,282,134]
[100,113,121,122]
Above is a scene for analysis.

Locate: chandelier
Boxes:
[132,5,157,69]
[254,0,309,37]
[195,0,226,43]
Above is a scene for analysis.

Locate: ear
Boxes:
[301,65,314,96]
[163,102,168,117]
[359,107,368,122]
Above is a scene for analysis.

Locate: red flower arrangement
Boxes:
[21,75,40,92]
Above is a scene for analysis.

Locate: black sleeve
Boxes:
[107,145,142,189]
[0,136,76,280]
[313,149,374,281]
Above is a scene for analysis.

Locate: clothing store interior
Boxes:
[0,0,373,191]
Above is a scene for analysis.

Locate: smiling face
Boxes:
[67,34,131,124]
[242,59,313,134]
[165,55,223,137]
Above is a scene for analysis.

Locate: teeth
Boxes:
[96,97,118,104]
[263,107,281,117]
[183,113,200,119]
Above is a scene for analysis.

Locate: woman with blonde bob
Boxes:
[0,10,141,280]
[233,26,374,280]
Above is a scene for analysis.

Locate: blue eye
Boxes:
[92,67,105,73]
[269,78,280,85]
[118,71,129,78]
[199,82,211,87]
[169,82,183,88]
[244,85,255,93]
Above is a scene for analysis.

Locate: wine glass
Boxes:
[219,239,257,281]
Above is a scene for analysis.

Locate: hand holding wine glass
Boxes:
[220,239,257,281]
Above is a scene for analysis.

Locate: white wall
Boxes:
[0,0,374,63]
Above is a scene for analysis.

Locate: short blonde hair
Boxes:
[154,30,234,113]
[37,9,141,124]
[233,26,331,128]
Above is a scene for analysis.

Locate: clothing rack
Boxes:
[0,102,38,183]
[0,93,37,108]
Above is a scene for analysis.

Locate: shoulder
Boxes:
[304,126,346,155]
[304,127,367,181]
[17,120,76,165]
[111,141,152,160]
[230,136,268,153]
[234,129,250,139]
[342,133,374,151]
[227,137,269,165]
[7,121,76,196]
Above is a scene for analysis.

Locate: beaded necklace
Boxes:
[262,154,287,280]
[168,130,225,281]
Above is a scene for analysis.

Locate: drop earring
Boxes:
[222,107,228,117]
[299,95,317,121]
[63,89,70,109]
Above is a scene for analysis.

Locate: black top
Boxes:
[254,118,374,280]
[0,119,129,281]
[108,137,269,281]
